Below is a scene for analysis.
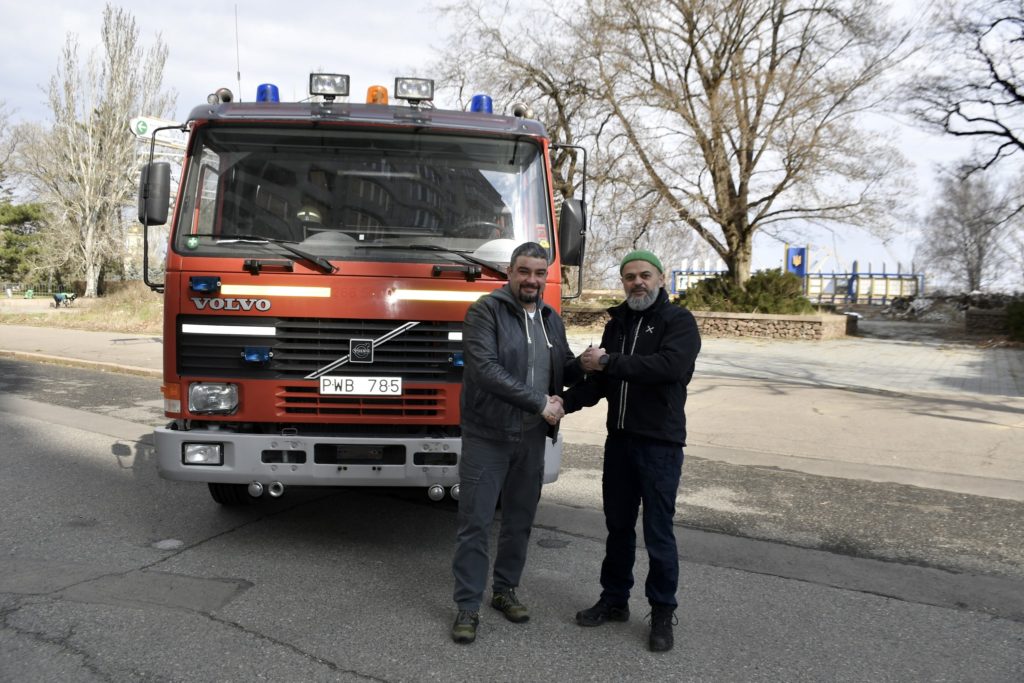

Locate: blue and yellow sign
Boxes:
[786,247,807,278]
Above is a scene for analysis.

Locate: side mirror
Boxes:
[138,162,170,226]
[558,198,586,266]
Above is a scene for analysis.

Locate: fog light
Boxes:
[188,383,238,414]
[183,442,223,465]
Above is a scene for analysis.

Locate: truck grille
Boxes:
[177,315,463,382]
[277,385,446,417]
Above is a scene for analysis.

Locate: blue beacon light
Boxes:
[242,347,273,364]
[256,83,280,103]
[189,276,221,293]
[469,94,493,114]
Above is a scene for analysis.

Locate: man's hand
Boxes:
[580,347,607,373]
[541,394,565,425]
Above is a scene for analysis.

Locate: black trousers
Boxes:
[599,433,684,608]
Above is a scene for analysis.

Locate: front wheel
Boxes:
[208,482,252,506]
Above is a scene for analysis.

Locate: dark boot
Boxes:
[648,604,677,652]
[576,598,630,627]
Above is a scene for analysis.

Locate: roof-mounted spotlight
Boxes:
[309,73,350,101]
[394,77,434,106]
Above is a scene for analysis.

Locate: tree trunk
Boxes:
[726,250,752,290]
[84,260,99,298]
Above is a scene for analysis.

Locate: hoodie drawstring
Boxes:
[522,308,553,349]
[540,313,553,349]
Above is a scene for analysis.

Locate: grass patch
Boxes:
[0,281,163,334]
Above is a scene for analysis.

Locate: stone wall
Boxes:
[692,311,853,340]
[562,306,854,340]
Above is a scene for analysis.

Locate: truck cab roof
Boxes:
[186,102,549,139]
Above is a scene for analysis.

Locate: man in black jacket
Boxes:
[564,249,701,653]
[450,242,582,645]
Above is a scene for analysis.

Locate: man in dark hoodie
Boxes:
[450,241,582,645]
[564,249,701,653]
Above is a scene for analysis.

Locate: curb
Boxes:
[0,349,162,379]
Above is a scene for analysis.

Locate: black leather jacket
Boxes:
[460,285,582,442]
[563,288,701,446]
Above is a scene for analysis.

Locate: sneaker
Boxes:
[490,589,530,623]
[451,610,479,644]
[648,605,677,652]
[576,598,630,627]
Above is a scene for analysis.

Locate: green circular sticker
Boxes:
[186,236,199,250]
[136,120,148,135]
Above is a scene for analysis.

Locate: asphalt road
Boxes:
[1,358,1023,681]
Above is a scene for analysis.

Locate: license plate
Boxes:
[319,376,402,396]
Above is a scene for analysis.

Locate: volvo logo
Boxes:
[350,339,373,363]
[191,297,271,312]
[305,321,420,380]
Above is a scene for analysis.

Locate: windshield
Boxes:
[173,126,553,265]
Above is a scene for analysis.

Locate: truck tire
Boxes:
[208,482,252,505]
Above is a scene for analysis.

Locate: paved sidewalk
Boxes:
[3,323,1023,500]
[564,329,1024,500]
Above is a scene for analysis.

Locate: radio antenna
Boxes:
[234,4,242,101]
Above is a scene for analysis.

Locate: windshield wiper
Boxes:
[355,244,508,280]
[206,234,337,274]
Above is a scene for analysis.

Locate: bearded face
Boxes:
[621,260,663,311]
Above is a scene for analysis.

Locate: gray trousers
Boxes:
[452,421,548,611]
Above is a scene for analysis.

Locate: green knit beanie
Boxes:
[620,249,664,274]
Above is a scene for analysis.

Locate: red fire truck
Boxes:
[138,74,586,505]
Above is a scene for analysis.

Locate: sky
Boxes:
[0,0,1007,283]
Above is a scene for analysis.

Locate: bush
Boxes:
[1008,301,1024,342]
[679,268,815,314]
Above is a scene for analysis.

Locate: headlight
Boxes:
[188,383,238,414]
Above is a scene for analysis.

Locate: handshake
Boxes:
[541,394,565,425]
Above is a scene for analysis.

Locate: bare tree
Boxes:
[911,0,1024,175]
[0,103,18,200]
[433,1,595,199]
[431,1,699,289]
[14,4,175,297]
[916,165,1014,291]
[578,0,913,288]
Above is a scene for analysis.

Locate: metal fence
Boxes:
[670,269,924,305]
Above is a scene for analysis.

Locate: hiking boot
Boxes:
[451,610,479,644]
[490,589,530,623]
[648,605,677,652]
[576,598,630,627]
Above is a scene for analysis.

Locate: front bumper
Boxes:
[154,428,563,487]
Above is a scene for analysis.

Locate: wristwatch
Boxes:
[598,354,610,367]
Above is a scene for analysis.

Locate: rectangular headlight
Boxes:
[309,73,350,98]
[188,383,238,414]
[394,77,434,102]
[183,442,223,466]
